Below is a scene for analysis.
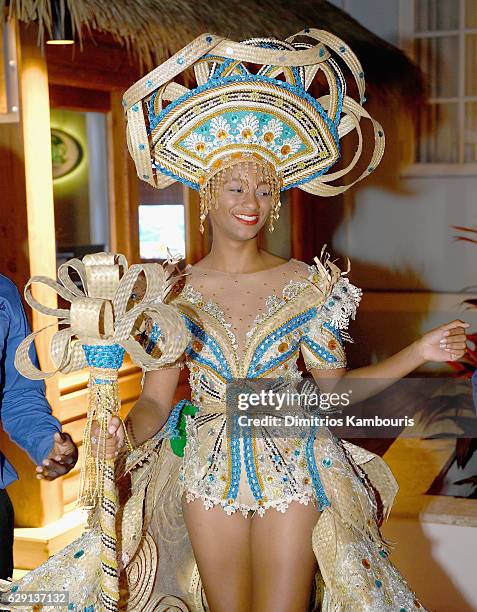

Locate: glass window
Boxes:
[139,204,185,260]
[406,0,477,166]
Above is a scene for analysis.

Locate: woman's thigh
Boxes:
[181,496,252,612]
[250,501,321,612]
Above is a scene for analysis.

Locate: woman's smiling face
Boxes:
[207,161,274,240]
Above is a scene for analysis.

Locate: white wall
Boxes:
[321,0,477,371]
[327,5,477,610]
[335,179,477,292]
[328,0,477,294]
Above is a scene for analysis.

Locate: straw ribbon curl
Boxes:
[15,253,188,379]
[14,252,189,612]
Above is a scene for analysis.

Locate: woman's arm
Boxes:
[125,367,181,447]
[92,366,182,458]
[310,319,469,403]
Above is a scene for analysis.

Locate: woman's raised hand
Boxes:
[90,416,126,459]
[415,319,470,363]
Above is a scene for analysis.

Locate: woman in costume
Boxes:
[4,30,469,611]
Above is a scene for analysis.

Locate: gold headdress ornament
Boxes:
[123,30,385,232]
[14,253,189,611]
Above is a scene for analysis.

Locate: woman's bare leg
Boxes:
[181,496,252,612]
[250,501,321,612]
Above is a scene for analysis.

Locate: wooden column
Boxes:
[184,186,209,263]
[108,91,139,263]
[2,23,63,527]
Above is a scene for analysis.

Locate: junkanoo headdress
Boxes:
[123,29,385,231]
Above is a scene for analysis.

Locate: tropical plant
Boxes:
[423,226,477,498]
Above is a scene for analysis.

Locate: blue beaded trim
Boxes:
[323,321,343,344]
[247,309,315,377]
[291,66,303,88]
[251,344,298,378]
[242,425,263,501]
[148,89,159,126]
[145,322,161,354]
[147,71,340,163]
[211,57,236,79]
[151,161,200,191]
[164,399,191,438]
[225,413,242,501]
[305,429,331,511]
[300,335,338,365]
[146,76,333,138]
[82,344,125,369]
[182,316,233,380]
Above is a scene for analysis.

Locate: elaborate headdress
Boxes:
[123,30,384,231]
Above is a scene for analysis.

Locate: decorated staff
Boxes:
[14,253,189,612]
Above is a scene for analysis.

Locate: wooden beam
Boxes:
[108,91,139,262]
[46,34,141,92]
[184,186,209,264]
[49,84,110,112]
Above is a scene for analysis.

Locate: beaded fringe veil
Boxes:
[198,155,282,232]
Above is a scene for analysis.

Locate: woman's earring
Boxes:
[199,205,208,234]
[199,188,209,234]
[268,199,282,232]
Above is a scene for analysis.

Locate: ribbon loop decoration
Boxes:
[14,252,189,612]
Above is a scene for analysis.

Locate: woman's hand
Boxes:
[415,319,470,363]
[90,416,125,459]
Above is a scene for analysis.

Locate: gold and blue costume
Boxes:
[1,28,427,611]
[4,255,427,611]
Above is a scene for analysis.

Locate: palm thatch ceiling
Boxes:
[2,0,426,109]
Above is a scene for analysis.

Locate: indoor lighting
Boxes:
[46,0,75,45]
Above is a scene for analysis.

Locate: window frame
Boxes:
[399,0,477,176]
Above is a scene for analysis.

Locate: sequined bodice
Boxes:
[168,258,356,407]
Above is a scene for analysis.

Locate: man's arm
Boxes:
[0,279,61,465]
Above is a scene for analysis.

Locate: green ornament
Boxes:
[170,402,199,457]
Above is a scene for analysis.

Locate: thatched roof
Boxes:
[3,0,426,109]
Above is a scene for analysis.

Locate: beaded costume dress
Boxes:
[2,28,428,612]
[4,256,427,611]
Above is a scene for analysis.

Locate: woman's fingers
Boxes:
[439,324,468,349]
[440,338,468,349]
[108,415,122,435]
[444,328,468,339]
[440,338,467,346]
[90,422,122,459]
[440,319,470,332]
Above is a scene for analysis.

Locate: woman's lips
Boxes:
[233,213,259,225]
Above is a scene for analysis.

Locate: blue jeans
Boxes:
[0,489,13,579]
